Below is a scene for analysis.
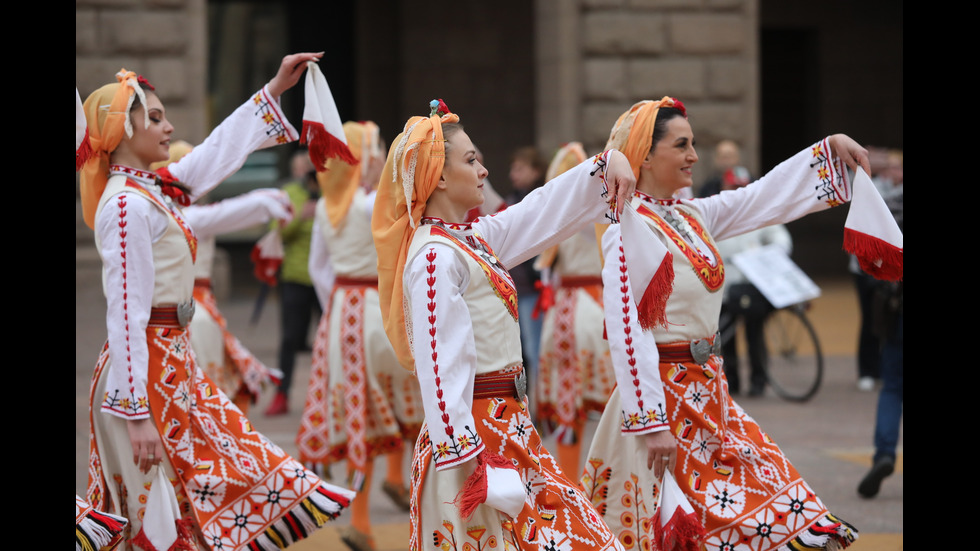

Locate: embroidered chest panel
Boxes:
[429,225,519,321]
[124,180,198,262]
[636,202,724,292]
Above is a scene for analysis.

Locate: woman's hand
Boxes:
[644,430,676,479]
[828,134,871,176]
[605,150,637,217]
[127,418,165,474]
[267,52,325,100]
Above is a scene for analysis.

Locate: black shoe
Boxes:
[857,457,895,498]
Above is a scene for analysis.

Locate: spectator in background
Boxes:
[697,139,741,198]
[858,148,903,498]
[266,150,320,416]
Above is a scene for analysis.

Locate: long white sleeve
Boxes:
[474,152,615,269]
[96,192,161,419]
[405,243,486,471]
[308,200,335,309]
[166,85,298,201]
[601,224,670,435]
[695,138,849,241]
[182,189,291,239]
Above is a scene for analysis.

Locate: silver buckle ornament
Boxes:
[177,300,196,328]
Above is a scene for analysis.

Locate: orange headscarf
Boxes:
[317,121,383,228]
[372,109,460,370]
[604,97,684,178]
[79,70,151,229]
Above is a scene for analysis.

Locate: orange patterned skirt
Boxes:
[88,327,353,551]
[410,366,622,551]
[582,355,857,551]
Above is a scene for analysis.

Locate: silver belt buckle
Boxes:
[689,337,713,365]
[514,369,527,401]
[177,300,196,328]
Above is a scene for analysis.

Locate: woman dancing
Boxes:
[372,101,636,551]
[582,97,897,551]
[79,54,353,549]
[535,142,615,476]
[297,120,423,551]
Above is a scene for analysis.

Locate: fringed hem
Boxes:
[301,121,357,170]
[782,513,858,551]
[246,483,355,551]
[452,450,514,520]
[843,228,902,281]
[637,253,674,330]
[131,518,196,551]
[653,508,705,551]
[76,508,128,551]
[76,128,93,171]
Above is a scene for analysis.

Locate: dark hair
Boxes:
[129,82,157,112]
[442,122,464,153]
[651,107,686,149]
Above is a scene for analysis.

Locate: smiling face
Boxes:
[117,91,174,168]
[438,130,488,215]
[641,116,698,197]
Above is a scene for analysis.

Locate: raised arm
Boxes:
[165,53,323,199]
[182,188,292,239]
[695,136,864,241]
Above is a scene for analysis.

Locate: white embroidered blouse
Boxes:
[94,86,296,420]
[602,138,851,435]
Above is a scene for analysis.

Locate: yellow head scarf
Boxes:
[317,121,382,228]
[79,70,151,229]
[604,96,684,178]
[373,108,460,370]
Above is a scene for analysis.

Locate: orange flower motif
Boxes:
[811,144,824,157]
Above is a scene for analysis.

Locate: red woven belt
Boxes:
[657,334,720,365]
[472,366,527,400]
[559,275,602,288]
[334,276,379,288]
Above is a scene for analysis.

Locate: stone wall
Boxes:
[76,0,208,144]
[537,0,759,187]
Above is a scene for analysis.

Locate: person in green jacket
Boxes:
[266,151,321,415]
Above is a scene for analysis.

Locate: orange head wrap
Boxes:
[604,97,685,178]
[78,70,152,229]
[317,121,383,228]
[372,105,460,370]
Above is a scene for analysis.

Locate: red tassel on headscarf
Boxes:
[76,128,93,171]
[301,121,357,170]
[452,451,515,520]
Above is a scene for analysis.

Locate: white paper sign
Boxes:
[731,244,820,309]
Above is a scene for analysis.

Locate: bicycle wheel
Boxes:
[762,305,823,402]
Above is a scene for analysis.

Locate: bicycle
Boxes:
[719,301,824,402]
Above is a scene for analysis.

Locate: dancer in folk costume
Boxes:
[296,120,424,551]
[372,100,638,551]
[79,54,354,550]
[153,141,291,415]
[534,142,615,476]
[582,98,901,551]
